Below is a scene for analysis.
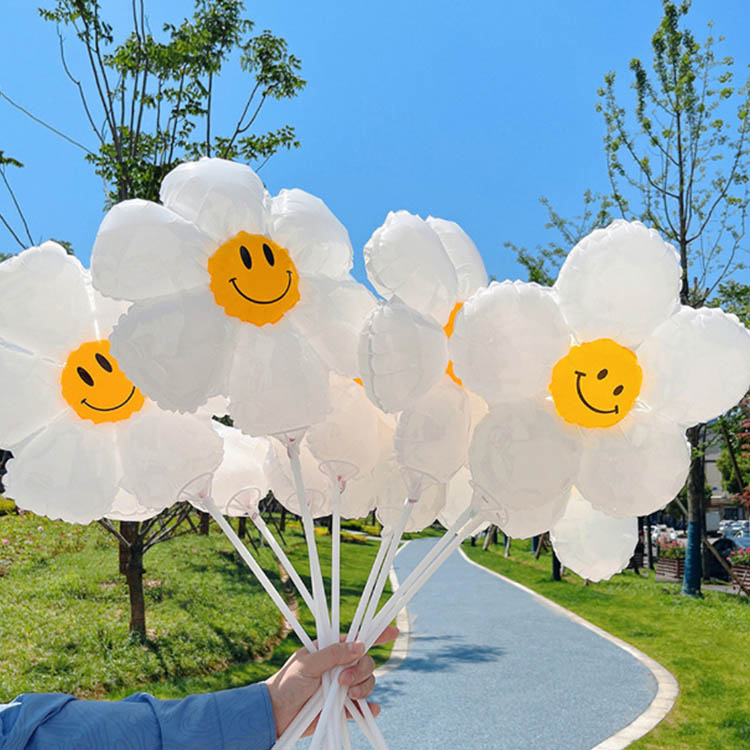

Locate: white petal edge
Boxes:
[364,210,458,323]
[268,188,353,279]
[117,409,224,511]
[451,280,571,404]
[426,216,488,300]
[92,199,215,302]
[160,157,267,244]
[637,305,750,426]
[551,488,638,582]
[576,408,690,518]
[469,399,582,514]
[358,297,449,414]
[0,344,68,447]
[227,319,330,437]
[555,219,681,348]
[287,275,376,378]
[0,243,96,360]
[4,415,118,524]
[109,286,234,413]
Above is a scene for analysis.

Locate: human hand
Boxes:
[265,625,399,737]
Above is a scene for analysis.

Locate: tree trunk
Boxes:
[483,525,498,550]
[119,521,139,576]
[126,536,146,638]
[552,550,562,581]
[279,506,286,532]
[682,425,705,597]
[199,511,210,536]
[645,515,654,570]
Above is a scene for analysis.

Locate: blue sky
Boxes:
[1,0,749,288]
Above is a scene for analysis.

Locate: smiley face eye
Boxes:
[95,353,112,372]
[240,245,252,269]
[77,367,94,386]
[613,385,624,396]
[597,369,608,380]
[263,243,275,266]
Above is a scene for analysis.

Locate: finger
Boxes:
[349,674,376,701]
[371,625,399,647]
[340,654,375,688]
[345,701,381,720]
[300,640,365,678]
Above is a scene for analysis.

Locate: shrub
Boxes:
[659,541,686,559]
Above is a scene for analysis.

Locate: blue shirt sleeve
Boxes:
[0,683,277,750]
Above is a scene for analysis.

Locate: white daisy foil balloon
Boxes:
[0,243,223,524]
[455,220,750,549]
[359,210,488,414]
[91,157,375,436]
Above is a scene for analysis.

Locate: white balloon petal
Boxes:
[118,410,224,511]
[92,199,214,302]
[451,281,571,404]
[109,287,234,412]
[491,491,570,540]
[288,276,376,378]
[0,345,66,447]
[265,440,331,518]
[228,322,330,436]
[551,489,638,582]
[555,220,681,347]
[5,416,118,524]
[340,473,377,520]
[637,306,750,426]
[469,400,582,514]
[0,243,95,360]
[160,157,267,243]
[268,188,353,279]
[577,409,690,518]
[426,217,487,300]
[376,481,445,534]
[364,211,458,323]
[209,422,270,513]
[106,489,159,522]
[359,297,449,414]
[307,375,381,479]
[395,377,471,484]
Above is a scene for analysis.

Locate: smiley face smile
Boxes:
[82,386,137,412]
[574,371,619,415]
[228,270,293,305]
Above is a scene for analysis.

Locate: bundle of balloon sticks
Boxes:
[1,157,749,749]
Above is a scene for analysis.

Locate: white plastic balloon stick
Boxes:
[200,496,315,651]
[272,690,377,750]
[286,437,331,641]
[328,471,343,643]
[276,528,393,750]
[367,518,483,648]
[252,513,316,614]
[312,498,416,750]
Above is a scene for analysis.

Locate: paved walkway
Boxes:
[300,537,663,749]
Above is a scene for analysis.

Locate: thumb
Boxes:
[302,641,365,678]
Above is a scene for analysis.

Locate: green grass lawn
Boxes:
[465,540,750,750]
[0,511,393,702]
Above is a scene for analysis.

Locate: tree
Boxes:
[509,0,750,597]
[1,0,305,636]
[0,150,33,258]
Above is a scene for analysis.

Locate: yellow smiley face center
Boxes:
[61,340,145,424]
[207,232,301,326]
[549,338,642,428]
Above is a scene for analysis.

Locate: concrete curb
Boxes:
[459,548,679,750]
[373,540,411,679]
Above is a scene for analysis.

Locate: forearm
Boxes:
[0,684,276,750]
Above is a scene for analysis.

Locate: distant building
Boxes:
[705,440,746,520]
